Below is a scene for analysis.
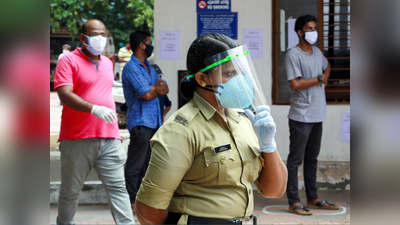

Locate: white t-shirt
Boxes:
[58,50,70,61]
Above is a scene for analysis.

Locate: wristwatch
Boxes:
[317,75,324,83]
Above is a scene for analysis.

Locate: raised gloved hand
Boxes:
[91,105,117,124]
[244,105,277,153]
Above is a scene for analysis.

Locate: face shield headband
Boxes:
[187,49,257,109]
[186,50,249,83]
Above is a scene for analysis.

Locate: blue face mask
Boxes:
[215,74,254,108]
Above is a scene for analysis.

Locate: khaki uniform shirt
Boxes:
[136,92,263,219]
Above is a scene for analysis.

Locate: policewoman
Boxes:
[135,33,288,224]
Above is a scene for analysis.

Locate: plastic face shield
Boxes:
[200,45,267,112]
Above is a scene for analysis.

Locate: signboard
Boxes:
[197,12,238,39]
[243,29,264,58]
[341,112,350,142]
[160,31,180,60]
[197,0,231,12]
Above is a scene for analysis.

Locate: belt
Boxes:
[165,213,257,225]
[187,215,242,225]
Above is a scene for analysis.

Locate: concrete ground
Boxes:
[50,190,350,225]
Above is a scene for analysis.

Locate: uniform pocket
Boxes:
[248,144,263,182]
[203,147,237,185]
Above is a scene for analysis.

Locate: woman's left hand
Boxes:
[245,105,277,153]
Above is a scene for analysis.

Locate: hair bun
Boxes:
[179,75,197,100]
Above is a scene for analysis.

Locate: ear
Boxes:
[297,30,303,37]
[79,33,85,43]
[195,72,208,86]
[140,42,146,50]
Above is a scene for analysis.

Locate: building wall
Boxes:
[154,0,350,162]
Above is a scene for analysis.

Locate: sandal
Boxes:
[308,200,340,210]
[288,205,313,215]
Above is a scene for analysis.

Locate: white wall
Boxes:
[154,0,350,162]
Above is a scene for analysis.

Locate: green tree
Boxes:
[50,0,154,49]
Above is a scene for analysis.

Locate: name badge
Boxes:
[213,144,231,154]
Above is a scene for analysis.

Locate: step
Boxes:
[50,155,350,204]
[51,181,108,204]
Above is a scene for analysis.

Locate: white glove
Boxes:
[245,105,277,153]
[91,105,117,124]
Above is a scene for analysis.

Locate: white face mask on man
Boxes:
[304,31,318,45]
[83,35,108,55]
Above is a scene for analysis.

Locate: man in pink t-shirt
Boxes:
[54,19,134,225]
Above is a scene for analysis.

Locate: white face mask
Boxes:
[62,49,70,54]
[84,35,108,55]
[304,31,318,45]
[90,35,107,51]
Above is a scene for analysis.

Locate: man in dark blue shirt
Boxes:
[158,94,172,124]
[122,30,169,212]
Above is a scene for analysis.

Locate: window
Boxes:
[321,0,350,102]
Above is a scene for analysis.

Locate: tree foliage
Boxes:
[50,0,154,48]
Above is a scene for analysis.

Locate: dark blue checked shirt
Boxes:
[122,55,162,131]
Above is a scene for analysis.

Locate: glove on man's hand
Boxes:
[91,105,117,124]
[245,105,277,153]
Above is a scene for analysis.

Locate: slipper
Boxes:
[308,200,340,210]
[288,205,313,215]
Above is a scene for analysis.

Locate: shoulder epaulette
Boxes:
[173,101,200,127]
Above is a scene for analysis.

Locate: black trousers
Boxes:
[286,119,323,205]
[125,126,157,203]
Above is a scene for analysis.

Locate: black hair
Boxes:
[179,33,238,100]
[294,15,317,34]
[129,30,151,52]
[125,39,130,44]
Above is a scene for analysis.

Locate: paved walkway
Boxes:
[50,190,349,224]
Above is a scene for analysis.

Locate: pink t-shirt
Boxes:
[54,48,121,140]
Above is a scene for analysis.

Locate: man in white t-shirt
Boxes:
[58,44,71,61]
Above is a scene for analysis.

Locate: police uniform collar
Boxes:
[192,92,216,121]
[226,108,242,123]
[192,92,242,123]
